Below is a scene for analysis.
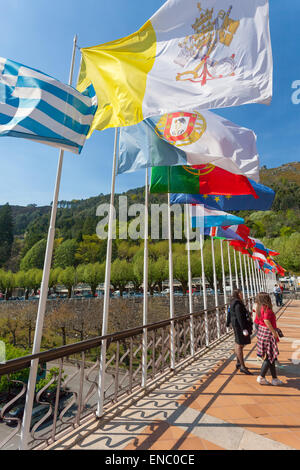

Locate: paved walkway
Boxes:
[49,299,300,451]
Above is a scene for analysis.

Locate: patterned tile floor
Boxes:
[50,299,300,451]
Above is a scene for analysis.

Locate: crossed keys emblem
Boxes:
[175,4,240,84]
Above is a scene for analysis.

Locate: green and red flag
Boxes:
[150,165,258,197]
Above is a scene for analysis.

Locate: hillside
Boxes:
[0,162,299,272]
[260,162,300,186]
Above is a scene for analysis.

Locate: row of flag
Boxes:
[0,0,285,278]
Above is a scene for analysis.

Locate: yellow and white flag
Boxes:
[78,0,273,133]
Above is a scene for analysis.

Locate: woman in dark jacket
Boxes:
[229,290,253,375]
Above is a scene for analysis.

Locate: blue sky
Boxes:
[1,0,299,206]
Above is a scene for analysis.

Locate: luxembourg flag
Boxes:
[78,0,272,133]
[190,204,244,230]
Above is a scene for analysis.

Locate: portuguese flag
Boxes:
[150,165,258,197]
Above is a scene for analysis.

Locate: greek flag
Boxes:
[0,57,97,154]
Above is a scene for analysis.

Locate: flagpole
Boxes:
[97,126,119,417]
[168,193,175,369]
[252,258,259,295]
[247,256,254,300]
[239,252,245,300]
[243,255,250,305]
[185,205,194,356]
[260,265,264,291]
[220,239,227,306]
[211,237,220,338]
[200,233,209,346]
[142,168,149,387]
[20,35,78,450]
[233,247,239,290]
[227,242,233,296]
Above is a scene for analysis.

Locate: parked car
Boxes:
[5,403,48,428]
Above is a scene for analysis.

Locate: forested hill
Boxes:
[0,162,299,272]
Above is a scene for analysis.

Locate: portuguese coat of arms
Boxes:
[154,111,206,147]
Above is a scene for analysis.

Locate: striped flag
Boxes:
[0,57,97,154]
[189,204,244,229]
[205,226,244,241]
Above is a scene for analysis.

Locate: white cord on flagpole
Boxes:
[233,248,239,290]
[247,256,254,300]
[243,255,250,303]
[227,242,233,296]
[239,251,245,300]
[185,205,194,356]
[220,239,227,306]
[211,237,220,338]
[251,258,258,295]
[20,34,78,450]
[168,193,175,369]
[97,126,119,417]
[142,168,149,387]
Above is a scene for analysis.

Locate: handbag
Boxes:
[276,328,284,338]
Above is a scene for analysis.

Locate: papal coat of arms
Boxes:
[175,2,240,84]
[154,111,206,147]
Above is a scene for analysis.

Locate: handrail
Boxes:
[0,302,232,375]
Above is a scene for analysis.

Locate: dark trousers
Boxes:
[275,294,281,306]
[260,359,277,379]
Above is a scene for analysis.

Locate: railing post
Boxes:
[211,237,220,338]
[142,168,149,388]
[185,205,195,356]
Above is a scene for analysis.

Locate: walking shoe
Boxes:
[257,376,270,385]
[271,378,284,386]
[240,367,253,375]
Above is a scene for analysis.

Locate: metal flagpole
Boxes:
[168,193,176,369]
[239,252,245,300]
[233,249,239,290]
[227,242,233,296]
[185,205,194,356]
[211,237,220,338]
[142,168,149,387]
[243,255,250,307]
[20,35,78,450]
[247,256,254,299]
[200,234,209,346]
[252,258,259,295]
[220,239,227,306]
[260,265,264,291]
[257,263,262,291]
[260,266,264,291]
[97,126,119,417]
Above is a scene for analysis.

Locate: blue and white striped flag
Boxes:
[0,57,97,154]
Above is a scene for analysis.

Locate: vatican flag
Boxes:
[78,0,273,133]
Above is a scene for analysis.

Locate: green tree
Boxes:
[75,235,106,264]
[53,239,78,268]
[0,270,15,300]
[0,203,14,267]
[20,239,47,271]
[81,263,105,296]
[110,259,132,296]
[58,267,76,298]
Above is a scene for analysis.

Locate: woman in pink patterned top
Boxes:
[255,293,283,386]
